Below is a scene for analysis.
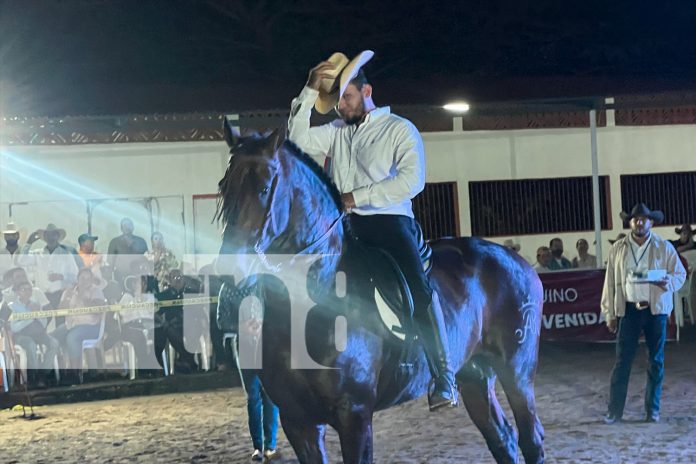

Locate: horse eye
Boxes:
[261,186,270,195]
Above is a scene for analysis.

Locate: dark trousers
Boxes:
[154,312,197,370]
[608,303,667,417]
[122,320,156,370]
[348,214,432,311]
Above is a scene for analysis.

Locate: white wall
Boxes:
[0,142,229,271]
[2,121,696,269]
[422,123,696,264]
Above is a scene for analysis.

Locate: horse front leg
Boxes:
[280,415,328,464]
[336,412,374,464]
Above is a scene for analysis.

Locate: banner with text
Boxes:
[538,269,676,342]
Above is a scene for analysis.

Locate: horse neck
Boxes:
[279,154,345,258]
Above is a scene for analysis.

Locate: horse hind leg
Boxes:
[496,355,545,464]
[457,358,518,464]
[336,412,373,464]
[280,415,329,464]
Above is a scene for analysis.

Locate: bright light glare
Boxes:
[443,102,470,113]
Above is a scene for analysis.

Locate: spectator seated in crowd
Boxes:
[548,238,572,270]
[671,224,696,253]
[119,274,159,376]
[534,246,552,273]
[2,280,60,388]
[572,238,597,269]
[154,269,200,374]
[52,267,107,382]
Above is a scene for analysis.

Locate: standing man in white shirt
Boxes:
[287,51,458,411]
[601,202,686,424]
[17,223,78,311]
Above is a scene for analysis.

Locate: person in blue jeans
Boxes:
[601,202,686,424]
[235,309,279,462]
[240,369,279,462]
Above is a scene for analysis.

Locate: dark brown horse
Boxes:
[216,130,545,463]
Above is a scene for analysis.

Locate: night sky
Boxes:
[2,0,696,117]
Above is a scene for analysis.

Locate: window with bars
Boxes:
[469,176,611,237]
[620,171,696,226]
[413,182,460,240]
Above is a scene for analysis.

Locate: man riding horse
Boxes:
[287,50,458,412]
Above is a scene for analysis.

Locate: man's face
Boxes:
[12,269,28,287]
[170,270,185,291]
[336,84,366,125]
[44,230,60,246]
[537,247,552,266]
[4,232,19,245]
[78,270,94,288]
[576,239,589,255]
[80,239,95,253]
[121,219,134,235]
[550,239,564,258]
[680,229,692,243]
[630,216,653,237]
[16,283,32,303]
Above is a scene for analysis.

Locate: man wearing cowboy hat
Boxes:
[287,51,458,411]
[670,223,696,254]
[601,202,686,424]
[17,223,78,310]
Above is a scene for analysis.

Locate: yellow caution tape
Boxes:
[7,296,219,321]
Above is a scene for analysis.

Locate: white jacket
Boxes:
[601,233,686,320]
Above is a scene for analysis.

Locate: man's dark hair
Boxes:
[549,238,562,247]
[349,69,369,90]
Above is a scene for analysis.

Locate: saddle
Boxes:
[353,223,433,342]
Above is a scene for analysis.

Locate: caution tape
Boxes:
[7,296,219,322]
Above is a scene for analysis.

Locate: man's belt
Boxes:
[630,301,650,310]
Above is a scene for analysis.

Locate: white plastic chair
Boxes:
[80,314,114,382]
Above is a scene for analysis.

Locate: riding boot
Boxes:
[416,295,459,411]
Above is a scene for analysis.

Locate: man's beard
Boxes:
[551,250,563,258]
[338,100,366,125]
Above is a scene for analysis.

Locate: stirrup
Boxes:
[427,378,459,411]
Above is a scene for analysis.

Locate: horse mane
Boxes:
[282,140,343,212]
[216,134,343,226]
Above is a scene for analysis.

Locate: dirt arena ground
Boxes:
[2,339,695,463]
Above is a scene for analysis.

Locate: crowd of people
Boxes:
[0,217,228,388]
[501,224,696,275]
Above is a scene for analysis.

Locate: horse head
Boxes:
[217,128,290,256]
[218,127,345,259]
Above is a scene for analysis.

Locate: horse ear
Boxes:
[266,124,287,153]
[223,116,241,148]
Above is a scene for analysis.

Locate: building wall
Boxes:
[422,123,696,264]
[2,121,696,269]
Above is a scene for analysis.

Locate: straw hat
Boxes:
[315,50,374,114]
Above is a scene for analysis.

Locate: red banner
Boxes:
[538,269,676,342]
